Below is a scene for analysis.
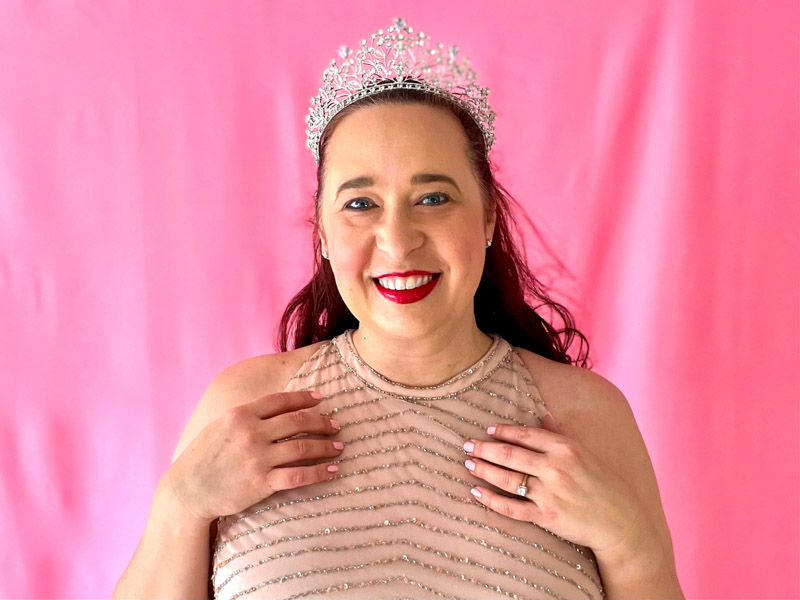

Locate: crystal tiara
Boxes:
[304,17,497,163]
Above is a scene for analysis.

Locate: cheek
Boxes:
[448,229,485,276]
[329,231,371,285]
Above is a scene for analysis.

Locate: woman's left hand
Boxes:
[463,412,649,556]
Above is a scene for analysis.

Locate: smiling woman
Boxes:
[279,92,591,376]
[114,16,683,600]
[251,19,677,600]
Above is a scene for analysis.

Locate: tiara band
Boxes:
[305,17,497,163]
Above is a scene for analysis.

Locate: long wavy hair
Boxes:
[277,86,591,368]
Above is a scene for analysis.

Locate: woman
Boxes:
[114,18,683,600]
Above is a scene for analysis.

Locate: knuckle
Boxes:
[271,392,292,406]
[287,469,307,488]
[293,438,311,457]
[270,468,304,490]
[250,466,272,493]
[237,426,258,447]
[498,444,516,464]
[541,504,559,521]
[551,466,572,487]
[511,426,529,442]
[557,439,578,458]
[499,469,517,490]
[541,461,560,482]
[497,497,513,516]
[289,410,308,427]
[225,404,248,425]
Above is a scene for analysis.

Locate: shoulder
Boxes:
[510,346,628,433]
[207,340,330,406]
[170,340,329,463]
[512,346,675,552]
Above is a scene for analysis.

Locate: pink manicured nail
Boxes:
[330,419,341,429]
[470,488,482,499]
[327,464,339,472]
[463,441,475,452]
[487,426,496,435]
[333,441,344,450]
[465,459,476,471]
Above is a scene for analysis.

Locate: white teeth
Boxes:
[377,274,435,290]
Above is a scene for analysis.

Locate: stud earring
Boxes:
[487,239,492,248]
[322,249,328,259]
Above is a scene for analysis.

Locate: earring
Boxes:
[322,249,328,259]
[487,239,492,248]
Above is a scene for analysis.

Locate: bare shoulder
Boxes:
[512,347,676,554]
[511,347,629,438]
[207,341,329,409]
[170,340,329,464]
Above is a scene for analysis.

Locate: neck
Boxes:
[350,322,494,387]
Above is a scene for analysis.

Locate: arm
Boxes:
[112,360,254,600]
[568,369,684,599]
[112,476,215,600]
[112,348,320,599]
[595,524,684,600]
[514,350,684,599]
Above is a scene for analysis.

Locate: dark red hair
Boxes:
[277,86,591,368]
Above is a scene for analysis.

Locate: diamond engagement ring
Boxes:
[516,473,529,497]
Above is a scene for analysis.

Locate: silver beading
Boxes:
[305,17,497,163]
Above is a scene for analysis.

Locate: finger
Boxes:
[540,412,564,434]
[264,462,339,495]
[486,422,563,452]
[464,456,542,498]
[266,408,340,441]
[465,438,546,474]
[468,485,544,524]
[265,438,345,467]
[246,391,324,420]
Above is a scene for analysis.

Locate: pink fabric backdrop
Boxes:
[1,1,797,598]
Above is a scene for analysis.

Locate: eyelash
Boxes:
[344,193,451,211]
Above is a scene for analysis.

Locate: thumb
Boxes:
[540,411,564,435]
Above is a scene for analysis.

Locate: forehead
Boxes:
[322,103,472,189]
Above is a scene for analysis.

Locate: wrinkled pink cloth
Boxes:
[211,329,605,600]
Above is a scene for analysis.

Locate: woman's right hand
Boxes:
[163,391,342,525]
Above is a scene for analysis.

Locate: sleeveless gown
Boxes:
[211,329,606,600]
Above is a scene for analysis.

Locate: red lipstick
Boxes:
[375,270,435,278]
[373,273,441,305]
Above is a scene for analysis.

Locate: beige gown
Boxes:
[211,329,606,599]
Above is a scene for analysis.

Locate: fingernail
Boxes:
[463,441,475,453]
[487,425,496,435]
[327,464,338,472]
[333,441,344,450]
[311,392,324,399]
[330,419,340,429]
[470,488,482,499]
[465,459,476,471]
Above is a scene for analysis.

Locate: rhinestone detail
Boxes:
[211,331,606,600]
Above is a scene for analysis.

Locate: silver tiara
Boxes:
[305,17,497,163]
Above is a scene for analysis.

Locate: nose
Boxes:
[374,205,424,260]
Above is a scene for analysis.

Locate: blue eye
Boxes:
[344,198,373,210]
[420,193,449,205]
[343,193,450,211]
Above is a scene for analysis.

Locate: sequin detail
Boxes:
[213,499,602,593]
[212,330,606,600]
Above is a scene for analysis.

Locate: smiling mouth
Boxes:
[371,273,442,305]
[372,273,441,292]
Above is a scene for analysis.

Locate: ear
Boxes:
[317,225,329,256]
[485,203,497,243]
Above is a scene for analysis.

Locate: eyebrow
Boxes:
[335,172,461,198]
